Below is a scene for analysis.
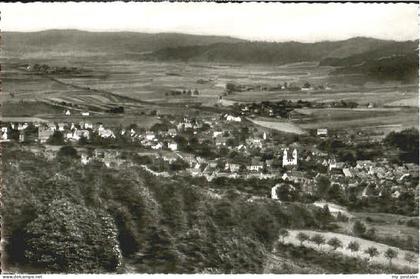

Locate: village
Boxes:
[1,107,418,209]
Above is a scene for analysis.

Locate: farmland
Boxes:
[3,55,417,136]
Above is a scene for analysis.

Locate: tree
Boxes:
[310,234,326,248]
[384,248,398,266]
[316,175,331,198]
[352,220,367,237]
[170,158,189,172]
[327,183,346,203]
[327,237,343,250]
[364,246,379,261]
[24,199,121,273]
[141,225,180,273]
[279,229,289,243]
[346,241,360,254]
[57,146,79,159]
[78,135,89,145]
[296,232,310,246]
[404,252,416,264]
[365,227,376,239]
[226,82,237,93]
[48,130,65,145]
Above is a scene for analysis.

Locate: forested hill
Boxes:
[4,30,418,83]
[149,37,418,83]
[320,40,419,83]
[149,37,411,64]
[2,30,243,56]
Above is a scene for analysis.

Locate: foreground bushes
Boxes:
[2,147,337,273]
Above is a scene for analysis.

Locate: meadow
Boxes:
[2,56,418,135]
[283,230,418,270]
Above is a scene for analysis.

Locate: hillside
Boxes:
[3,30,418,83]
[2,29,243,57]
[320,40,419,83]
[149,37,405,64]
[148,37,418,83]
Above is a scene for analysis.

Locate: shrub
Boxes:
[384,249,398,266]
[327,237,343,250]
[310,234,326,248]
[364,246,379,260]
[346,241,360,254]
[24,199,122,273]
[352,220,367,236]
[296,232,310,246]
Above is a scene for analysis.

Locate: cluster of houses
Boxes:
[2,111,418,203]
[325,158,419,199]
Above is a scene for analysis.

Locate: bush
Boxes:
[57,146,79,159]
[352,220,367,236]
[24,199,121,273]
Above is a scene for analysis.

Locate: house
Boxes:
[81,112,90,116]
[81,153,91,165]
[17,123,29,131]
[18,132,25,142]
[65,110,71,116]
[246,138,263,148]
[356,160,374,169]
[392,190,401,199]
[57,123,67,131]
[77,129,90,139]
[283,148,297,167]
[317,128,328,137]
[287,171,308,184]
[271,184,281,200]
[236,144,247,151]
[215,136,226,146]
[151,142,163,150]
[168,142,178,151]
[225,114,241,122]
[225,162,240,173]
[83,122,94,129]
[213,131,223,138]
[329,159,345,171]
[248,159,264,172]
[38,125,55,143]
[98,125,115,138]
[342,168,353,178]
[1,127,9,142]
[265,159,274,168]
[167,128,177,137]
[145,131,156,141]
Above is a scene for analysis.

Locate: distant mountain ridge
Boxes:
[150,37,417,64]
[3,29,418,83]
[3,29,244,55]
[149,37,418,82]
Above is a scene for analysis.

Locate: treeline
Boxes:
[317,128,419,165]
[2,146,335,273]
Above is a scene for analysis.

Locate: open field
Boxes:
[248,117,306,135]
[335,212,419,247]
[283,230,418,269]
[294,107,418,132]
[2,56,418,137]
[225,85,418,107]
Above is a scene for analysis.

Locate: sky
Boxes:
[0,2,418,42]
